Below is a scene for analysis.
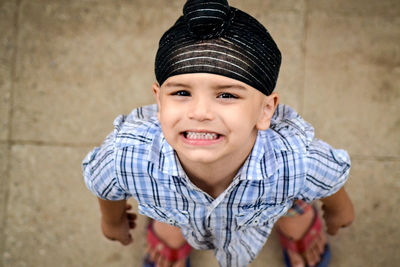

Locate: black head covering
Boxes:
[155,0,281,96]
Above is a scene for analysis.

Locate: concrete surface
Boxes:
[1,0,399,266]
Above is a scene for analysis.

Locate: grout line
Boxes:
[1,0,21,264]
[299,0,309,115]
[0,140,398,162]
[4,139,100,148]
[350,154,400,162]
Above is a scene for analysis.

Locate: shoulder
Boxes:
[113,104,162,149]
[253,105,314,199]
[255,104,314,174]
[267,104,314,154]
[82,104,162,200]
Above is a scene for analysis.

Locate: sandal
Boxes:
[278,206,331,267]
[143,220,192,267]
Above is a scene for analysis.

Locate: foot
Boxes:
[146,220,189,267]
[276,207,327,267]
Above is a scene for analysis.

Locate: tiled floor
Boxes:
[1,0,399,266]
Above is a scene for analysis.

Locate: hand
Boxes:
[322,201,354,235]
[100,203,137,245]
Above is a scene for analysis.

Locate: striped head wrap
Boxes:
[154,0,281,96]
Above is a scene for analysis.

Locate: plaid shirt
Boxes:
[83,104,350,267]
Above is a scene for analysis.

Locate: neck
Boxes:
[181,159,241,199]
[178,139,256,199]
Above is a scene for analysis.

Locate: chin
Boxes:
[179,150,222,164]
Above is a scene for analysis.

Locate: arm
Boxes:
[320,187,354,235]
[98,198,137,245]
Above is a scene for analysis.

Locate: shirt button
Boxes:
[168,218,175,224]
[253,219,259,225]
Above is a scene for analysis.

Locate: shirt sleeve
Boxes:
[82,133,131,200]
[298,138,351,202]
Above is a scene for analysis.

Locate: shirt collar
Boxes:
[148,131,187,178]
[237,130,277,180]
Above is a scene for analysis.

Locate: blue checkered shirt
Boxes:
[83,104,350,267]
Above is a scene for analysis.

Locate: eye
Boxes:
[172,90,191,96]
[218,92,238,99]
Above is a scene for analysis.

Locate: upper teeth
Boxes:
[186,132,218,140]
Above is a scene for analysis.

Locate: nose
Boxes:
[187,97,214,121]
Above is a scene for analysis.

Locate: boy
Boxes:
[83,1,354,266]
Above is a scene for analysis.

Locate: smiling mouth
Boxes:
[183,131,221,140]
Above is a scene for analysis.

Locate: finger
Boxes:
[341,221,353,228]
[129,222,136,229]
[122,233,133,245]
[326,223,339,235]
[321,204,327,213]
[125,204,132,210]
[127,213,137,220]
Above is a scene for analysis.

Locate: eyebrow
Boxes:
[164,82,191,88]
[163,82,247,91]
[215,84,247,90]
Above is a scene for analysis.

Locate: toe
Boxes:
[317,232,327,254]
[304,242,321,267]
[304,230,327,266]
[311,244,322,265]
[147,246,155,262]
[172,258,187,267]
[287,250,305,267]
[156,254,167,267]
[149,248,161,265]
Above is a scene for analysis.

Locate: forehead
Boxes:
[162,73,253,90]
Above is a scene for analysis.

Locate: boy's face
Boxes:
[153,73,279,166]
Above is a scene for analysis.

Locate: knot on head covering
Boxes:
[183,0,231,39]
[155,0,282,96]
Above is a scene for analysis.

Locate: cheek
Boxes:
[223,113,256,136]
[224,104,260,125]
[159,105,183,129]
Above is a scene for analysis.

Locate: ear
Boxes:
[152,82,162,121]
[256,92,279,130]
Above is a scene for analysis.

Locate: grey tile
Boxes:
[307,0,400,17]
[191,231,284,267]
[0,0,16,140]
[12,0,307,144]
[303,13,400,157]
[0,143,9,264]
[190,249,219,267]
[249,231,283,267]
[12,0,185,144]
[231,0,305,13]
[269,11,306,112]
[3,145,149,266]
[330,159,400,266]
[192,230,287,267]
[6,147,396,267]
[255,159,400,267]
[231,0,306,111]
